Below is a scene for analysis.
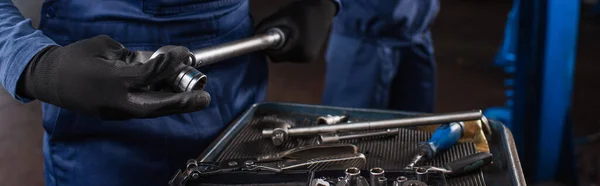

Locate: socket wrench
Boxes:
[263,110,483,146]
[150,28,286,92]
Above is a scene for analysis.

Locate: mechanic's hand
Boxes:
[256,0,338,63]
[18,35,211,120]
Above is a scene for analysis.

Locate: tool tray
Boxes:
[174,103,525,186]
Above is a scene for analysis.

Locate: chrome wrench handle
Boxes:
[150,28,286,92]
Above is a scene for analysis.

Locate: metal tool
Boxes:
[230,153,366,173]
[413,152,493,176]
[318,129,399,144]
[416,116,491,153]
[392,176,408,186]
[335,167,370,186]
[369,167,385,186]
[415,169,428,182]
[253,116,296,146]
[311,178,331,186]
[263,110,483,146]
[255,144,358,162]
[150,28,286,92]
[281,153,367,171]
[317,115,349,125]
[377,176,388,186]
[181,153,366,182]
[406,122,465,169]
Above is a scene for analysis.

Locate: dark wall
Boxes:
[0,1,44,186]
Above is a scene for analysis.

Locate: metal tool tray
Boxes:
[187,102,526,186]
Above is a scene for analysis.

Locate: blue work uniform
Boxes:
[322,0,439,112]
[0,0,267,185]
[493,0,518,67]
[594,0,600,17]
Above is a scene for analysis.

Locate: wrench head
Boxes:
[271,128,289,146]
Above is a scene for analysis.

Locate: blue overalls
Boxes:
[493,0,518,67]
[322,0,439,112]
[37,0,267,185]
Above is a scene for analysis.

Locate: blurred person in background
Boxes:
[322,0,440,113]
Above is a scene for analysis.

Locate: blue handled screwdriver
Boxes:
[405,121,465,169]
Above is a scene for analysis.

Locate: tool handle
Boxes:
[423,122,465,158]
[269,111,482,137]
[444,152,493,176]
[191,28,285,68]
[148,28,285,92]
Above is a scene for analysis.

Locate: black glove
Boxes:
[17,35,211,120]
[256,0,338,62]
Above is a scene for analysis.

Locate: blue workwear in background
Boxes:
[594,0,600,17]
[322,0,440,112]
[493,0,518,67]
[0,0,268,185]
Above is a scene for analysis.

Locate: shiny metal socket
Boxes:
[150,45,207,92]
[377,177,388,186]
[337,167,370,186]
[415,168,428,182]
[175,66,207,92]
[369,167,385,186]
[392,176,408,186]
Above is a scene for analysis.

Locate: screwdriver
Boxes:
[406,121,465,169]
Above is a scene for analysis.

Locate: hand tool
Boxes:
[150,28,286,92]
[262,110,483,146]
[392,176,408,186]
[178,153,366,183]
[415,169,428,183]
[318,129,399,144]
[406,122,466,169]
[317,115,349,125]
[335,167,370,186]
[255,144,358,162]
[369,167,385,186]
[377,176,388,186]
[282,153,367,171]
[254,116,296,146]
[413,152,493,177]
[311,178,331,186]
[417,117,491,153]
[190,153,367,177]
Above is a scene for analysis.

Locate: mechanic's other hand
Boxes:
[18,35,211,120]
[256,0,338,63]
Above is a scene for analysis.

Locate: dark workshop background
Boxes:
[1,0,599,185]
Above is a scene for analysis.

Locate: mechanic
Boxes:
[0,0,339,185]
[322,0,439,112]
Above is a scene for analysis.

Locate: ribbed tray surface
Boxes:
[216,113,485,186]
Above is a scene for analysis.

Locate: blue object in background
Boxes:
[594,1,600,15]
[322,0,439,113]
[486,0,579,183]
[493,0,519,67]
